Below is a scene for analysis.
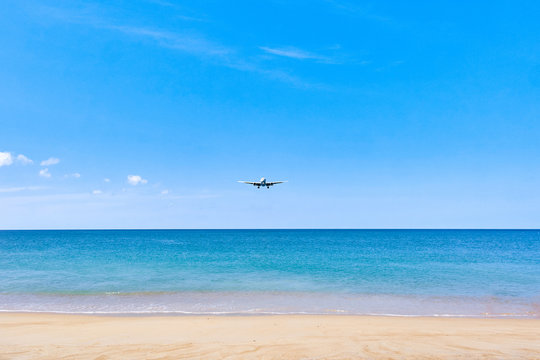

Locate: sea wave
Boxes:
[0,292,537,318]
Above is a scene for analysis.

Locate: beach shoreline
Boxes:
[2,313,539,359]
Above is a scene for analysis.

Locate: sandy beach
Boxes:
[1,314,539,359]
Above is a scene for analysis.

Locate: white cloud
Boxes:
[127,175,148,186]
[0,152,13,167]
[40,157,60,166]
[16,154,33,165]
[0,152,35,166]
[104,178,111,182]
[92,190,102,195]
[65,173,81,178]
[161,189,170,195]
[39,168,51,178]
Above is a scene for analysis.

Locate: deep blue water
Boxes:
[1,230,539,316]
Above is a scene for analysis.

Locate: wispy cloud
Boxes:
[40,157,60,166]
[65,172,81,178]
[37,5,229,57]
[0,190,219,207]
[144,0,208,22]
[260,46,335,63]
[16,154,33,165]
[102,25,321,87]
[39,168,52,178]
[0,186,44,193]
[36,5,322,89]
[108,25,231,58]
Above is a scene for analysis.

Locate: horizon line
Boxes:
[1,228,539,231]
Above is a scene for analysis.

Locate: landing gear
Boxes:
[267,186,270,189]
[257,186,260,188]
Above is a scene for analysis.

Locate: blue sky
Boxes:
[1,0,539,229]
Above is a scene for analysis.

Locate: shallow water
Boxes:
[1,230,539,317]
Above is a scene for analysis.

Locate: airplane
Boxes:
[237,177,287,189]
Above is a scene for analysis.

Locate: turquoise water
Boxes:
[1,230,539,316]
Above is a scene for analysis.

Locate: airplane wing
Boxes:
[238,181,261,186]
[266,181,287,186]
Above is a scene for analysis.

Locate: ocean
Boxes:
[0,230,539,317]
